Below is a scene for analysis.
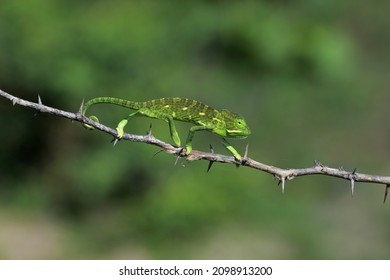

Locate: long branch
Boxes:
[1,88,389,201]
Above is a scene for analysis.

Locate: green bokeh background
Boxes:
[1,0,390,259]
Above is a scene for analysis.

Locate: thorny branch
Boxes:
[1,88,390,202]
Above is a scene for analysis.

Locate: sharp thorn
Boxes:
[78,98,85,114]
[37,94,42,105]
[207,145,215,172]
[12,97,17,106]
[243,144,249,159]
[352,168,357,175]
[276,176,285,192]
[174,156,180,166]
[384,184,389,204]
[153,149,164,157]
[350,179,355,198]
[240,144,249,165]
[111,137,119,146]
[147,123,153,136]
[207,161,214,173]
[174,148,184,166]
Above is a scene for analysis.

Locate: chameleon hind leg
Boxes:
[116,111,182,148]
[83,115,100,129]
[115,111,140,138]
[167,116,181,147]
[184,125,213,155]
[222,138,242,161]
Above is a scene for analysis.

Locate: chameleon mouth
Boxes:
[226,129,251,138]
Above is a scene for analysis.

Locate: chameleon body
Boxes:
[82,97,251,158]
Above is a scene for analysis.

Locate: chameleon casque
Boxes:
[82,97,251,159]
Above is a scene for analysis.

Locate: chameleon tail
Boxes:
[82,97,142,129]
[82,97,142,115]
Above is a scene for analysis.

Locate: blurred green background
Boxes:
[1,0,390,259]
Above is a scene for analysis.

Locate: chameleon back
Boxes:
[145,98,220,123]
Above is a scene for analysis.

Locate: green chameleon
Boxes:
[82,97,251,159]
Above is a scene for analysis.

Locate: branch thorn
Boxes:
[277,176,286,193]
[384,184,390,203]
[348,168,358,197]
[78,98,85,114]
[207,161,214,172]
[111,137,120,146]
[153,149,164,157]
[242,144,249,163]
[207,144,215,172]
[33,95,42,118]
[350,178,355,197]
[147,123,153,136]
[174,148,184,166]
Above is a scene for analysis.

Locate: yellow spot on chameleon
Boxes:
[164,105,170,108]
[182,107,188,111]
[172,112,176,117]
[199,112,206,116]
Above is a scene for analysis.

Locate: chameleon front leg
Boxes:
[167,116,181,147]
[185,125,212,155]
[116,113,182,148]
[222,138,242,161]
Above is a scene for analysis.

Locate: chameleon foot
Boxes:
[116,119,128,139]
[185,144,192,155]
[222,138,242,161]
[83,115,100,130]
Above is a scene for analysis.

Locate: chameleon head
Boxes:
[217,109,251,138]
